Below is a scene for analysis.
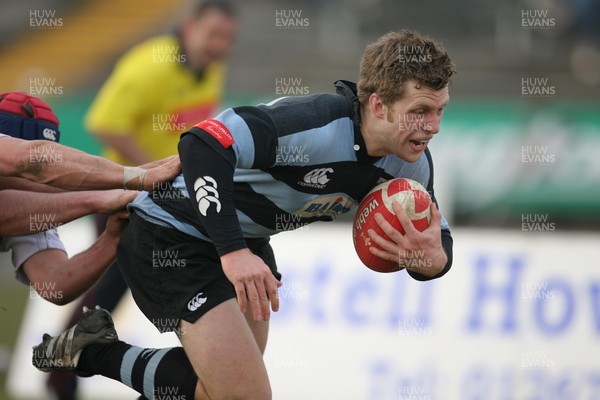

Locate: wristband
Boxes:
[123,166,147,191]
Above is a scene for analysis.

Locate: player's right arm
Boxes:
[0,137,122,188]
[0,137,180,190]
[18,210,130,304]
[178,116,280,321]
[0,189,137,236]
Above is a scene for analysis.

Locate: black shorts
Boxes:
[117,213,281,333]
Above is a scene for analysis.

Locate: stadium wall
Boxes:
[7,222,600,399]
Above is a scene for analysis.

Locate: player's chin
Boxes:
[397,143,426,162]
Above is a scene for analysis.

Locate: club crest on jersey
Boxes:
[298,168,333,189]
[295,194,355,219]
[194,176,221,216]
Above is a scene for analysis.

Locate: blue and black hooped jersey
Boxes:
[129,80,452,279]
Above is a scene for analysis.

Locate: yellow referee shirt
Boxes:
[85,35,225,164]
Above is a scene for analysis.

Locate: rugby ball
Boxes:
[352,178,432,272]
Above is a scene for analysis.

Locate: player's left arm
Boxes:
[0,176,66,192]
[20,210,130,305]
[369,149,453,280]
[177,112,281,321]
[0,137,125,188]
[0,136,180,191]
[0,189,137,236]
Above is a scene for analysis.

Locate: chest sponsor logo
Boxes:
[295,195,355,219]
[298,168,333,189]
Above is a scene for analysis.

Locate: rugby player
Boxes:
[46,1,238,396]
[33,29,455,400]
[0,92,181,301]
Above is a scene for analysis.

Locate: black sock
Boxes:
[79,342,197,399]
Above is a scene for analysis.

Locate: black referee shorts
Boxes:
[117,213,281,333]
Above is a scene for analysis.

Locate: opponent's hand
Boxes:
[368,201,447,277]
[95,189,139,214]
[139,155,181,191]
[221,248,282,321]
[104,209,131,240]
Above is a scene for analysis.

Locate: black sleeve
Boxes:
[406,147,453,281]
[178,131,246,257]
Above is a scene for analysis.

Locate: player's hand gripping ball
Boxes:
[353,178,432,273]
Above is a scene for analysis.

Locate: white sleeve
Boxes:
[0,229,66,284]
[0,133,8,138]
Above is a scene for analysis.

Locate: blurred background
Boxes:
[0,0,599,399]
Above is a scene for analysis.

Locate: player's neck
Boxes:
[359,104,386,157]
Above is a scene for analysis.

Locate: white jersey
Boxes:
[0,229,66,284]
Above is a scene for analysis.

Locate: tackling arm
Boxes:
[0,189,138,236]
[0,137,125,190]
[0,176,65,192]
[0,137,180,191]
[22,211,129,305]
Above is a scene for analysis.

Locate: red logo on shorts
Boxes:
[195,119,234,148]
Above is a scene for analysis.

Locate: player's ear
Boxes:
[368,93,387,120]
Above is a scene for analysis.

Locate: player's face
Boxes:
[382,83,449,162]
[183,10,238,70]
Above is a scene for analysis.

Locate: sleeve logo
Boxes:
[194,119,234,148]
[194,176,221,216]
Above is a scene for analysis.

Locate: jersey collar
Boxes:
[333,80,380,164]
